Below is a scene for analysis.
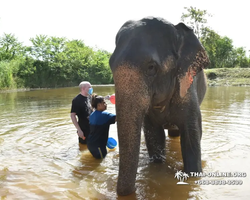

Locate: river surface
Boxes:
[0,86,250,200]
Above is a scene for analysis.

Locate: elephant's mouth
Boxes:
[152,93,170,113]
[150,93,173,126]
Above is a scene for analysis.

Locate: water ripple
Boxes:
[1,86,250,199]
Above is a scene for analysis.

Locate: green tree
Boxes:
[201,27,234,68]
[0,33,24,60]
[181,6,211,39]
[29,35,66,62]
[181,7,250,69]
[63,39,93,85]
[0,33,27,88]
[0,61,14,88]
[231,47,249,68]
[88,50,112,84]
[16,56,36,87]
[0,33,115,89]
[201,27,249,68]
[28,35,68,87]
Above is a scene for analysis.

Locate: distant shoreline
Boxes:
[205,68,250,86]
[1,69,250,93]
[0,85,115,93]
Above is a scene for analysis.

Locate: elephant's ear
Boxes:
[175,22,210,98]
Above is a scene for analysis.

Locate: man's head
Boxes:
[79,81,92,96]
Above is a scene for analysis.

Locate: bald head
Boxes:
[79,81,92,96]
[79,81,91,89]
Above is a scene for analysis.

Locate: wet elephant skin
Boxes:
[109,17,210,196]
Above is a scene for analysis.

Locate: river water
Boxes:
[0,86,249,200]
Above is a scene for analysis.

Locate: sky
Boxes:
[0,0,249,54]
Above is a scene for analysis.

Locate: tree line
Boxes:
[0,35,113,89]
[0,7,249,90]
[181,7,249,68]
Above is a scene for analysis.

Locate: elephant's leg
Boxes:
[143,115,166,162]
[176,102,202,173]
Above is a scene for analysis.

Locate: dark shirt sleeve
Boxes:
[71,99,78,113]
[108,116,116,124]
[104,112,116,125]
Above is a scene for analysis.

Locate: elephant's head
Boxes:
[109,17,209,196]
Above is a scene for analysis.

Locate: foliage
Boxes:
[0,33,24,61]
[0,58,25,88]
[0,7,250,90]
[181,6,250,69]
[181,6,212,39]
[88,50,113,84]
[0,61,14,88]
[0,34,113,89]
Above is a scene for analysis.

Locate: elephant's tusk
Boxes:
[153,105,166,113]
[160,106,166,113]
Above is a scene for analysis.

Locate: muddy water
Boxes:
[0,86,249,200]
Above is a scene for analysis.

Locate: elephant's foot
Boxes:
[168,129,180,137]
[149,154,165,163]
[184,160,202,173]
[117,181,136,196]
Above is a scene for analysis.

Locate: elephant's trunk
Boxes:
[113,65,150,196]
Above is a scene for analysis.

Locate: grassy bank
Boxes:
[204,68,250,86]
[1,68,250,92]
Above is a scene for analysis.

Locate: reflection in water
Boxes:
[0,86,250,199]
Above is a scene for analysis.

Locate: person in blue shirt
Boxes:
[88,94,116,159]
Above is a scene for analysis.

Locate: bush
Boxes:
[0,61,15,88]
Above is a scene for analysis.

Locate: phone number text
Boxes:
[194,180,243,185]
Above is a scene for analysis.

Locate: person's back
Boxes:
[87,95,116,159]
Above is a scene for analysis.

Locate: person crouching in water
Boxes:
[88,94,116,159]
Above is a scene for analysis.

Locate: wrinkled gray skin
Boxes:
[109,17,210,196]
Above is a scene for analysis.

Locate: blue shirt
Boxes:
[88,110,116,147]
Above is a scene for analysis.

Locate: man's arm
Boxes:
[70,113,85,140]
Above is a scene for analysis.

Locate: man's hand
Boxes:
[77,129,86,140]
[71,113,86,140]
[104,95,110,100]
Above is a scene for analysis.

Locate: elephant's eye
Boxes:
[146,62,157,76]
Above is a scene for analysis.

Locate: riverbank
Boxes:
[1,68,250,92]
[204,68,250,86]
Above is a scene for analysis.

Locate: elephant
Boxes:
[109,17,210,196]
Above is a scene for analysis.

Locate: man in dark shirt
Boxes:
[70,81,93,144]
